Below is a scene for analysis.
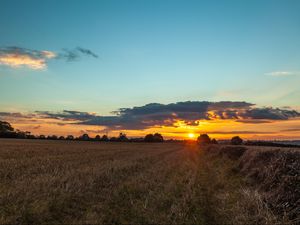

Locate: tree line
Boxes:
[196,133,243,145]
[0,120,268,146]
[0,121,164,142]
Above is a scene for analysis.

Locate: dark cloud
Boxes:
[242,108,300,120]
[33,101,300,130]
[76,47,98,58]
[1,101,299,130]
[0,112,34,118]
[235,119,272,124]
[58,47,98,62]
[36,110,96,121]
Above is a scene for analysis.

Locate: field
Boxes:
[0,139,299,225]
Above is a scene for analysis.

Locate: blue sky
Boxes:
[1,0,300,112]
[0,0,300,138]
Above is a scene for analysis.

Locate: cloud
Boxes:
[0,47,56,69]
[1,101,299,130]
[265,71,299,77]
[0,46,98,70]
[5,101,295,130]
[76,47,98,58]
[281,128,300,132]
[172,130,275,134]
[58,47,98,62]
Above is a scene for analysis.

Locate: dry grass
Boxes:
[0,139,298,224]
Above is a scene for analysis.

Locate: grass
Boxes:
[0,139,298,224]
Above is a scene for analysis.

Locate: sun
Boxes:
[188,133,195,139]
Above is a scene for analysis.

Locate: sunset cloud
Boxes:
[1,101,298,131]
[0,46,98,70]
[0,47,56,70]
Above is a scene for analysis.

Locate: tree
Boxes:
[231,136,243,145]
[0,121,14,132]
[101,135,109,141]
[81,133,90,141]
[144,134,154,142]
[59,136,65,140]
[95,135,101,141]
[66,135,74,140]
[144,133,164,142]
[0,121,17,138]
[110,137,117,142]
[153,133,164,142]
[211,138,218,144]
[47,135,58,140]
[118,133,128,142]
[197,134,211,145]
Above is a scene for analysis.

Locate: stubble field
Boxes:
[0,139,298,225]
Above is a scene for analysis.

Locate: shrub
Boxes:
[231,136,243,145]
[101,135,109,141]
[95,135,101,141]
[197,134,211,145]
[211,138,218,144]
[144,133,164,142]
[144,134,154,142]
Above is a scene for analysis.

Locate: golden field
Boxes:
[0,139,299,225]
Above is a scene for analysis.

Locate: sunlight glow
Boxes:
[188,133,195,139]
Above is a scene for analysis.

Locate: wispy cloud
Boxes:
[57,47,98,62]
[0,46,98,70]
[265,71,299,77]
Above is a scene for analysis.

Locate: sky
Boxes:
[0,0,300,139]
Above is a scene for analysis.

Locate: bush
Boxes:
[95,135,101,141]
[144,134,154,142]
[231,136,243,145]
[118,133,129,142]
[101,135,109,141]
[197,134,211,145]
[144,133,164,142]
[211,138,218,144]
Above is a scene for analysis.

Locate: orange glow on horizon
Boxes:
[3,116,300,140]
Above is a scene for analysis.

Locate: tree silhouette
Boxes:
[144,133,164,142]
[0,121,14,132]
[197,134,211,145]
[118,132,128,142]
[81,133,90,141]
[231,136,243,145]
[39,135,46,139]
[153,133,164,142]
[101,135,109,141]
[66,135,74,140]
[95,135,101,141]
[144,134,154,142]
[211,138,218,144]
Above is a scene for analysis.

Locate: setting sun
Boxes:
[188,133,195,139]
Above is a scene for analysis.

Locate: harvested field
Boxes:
[0,139,299,225]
